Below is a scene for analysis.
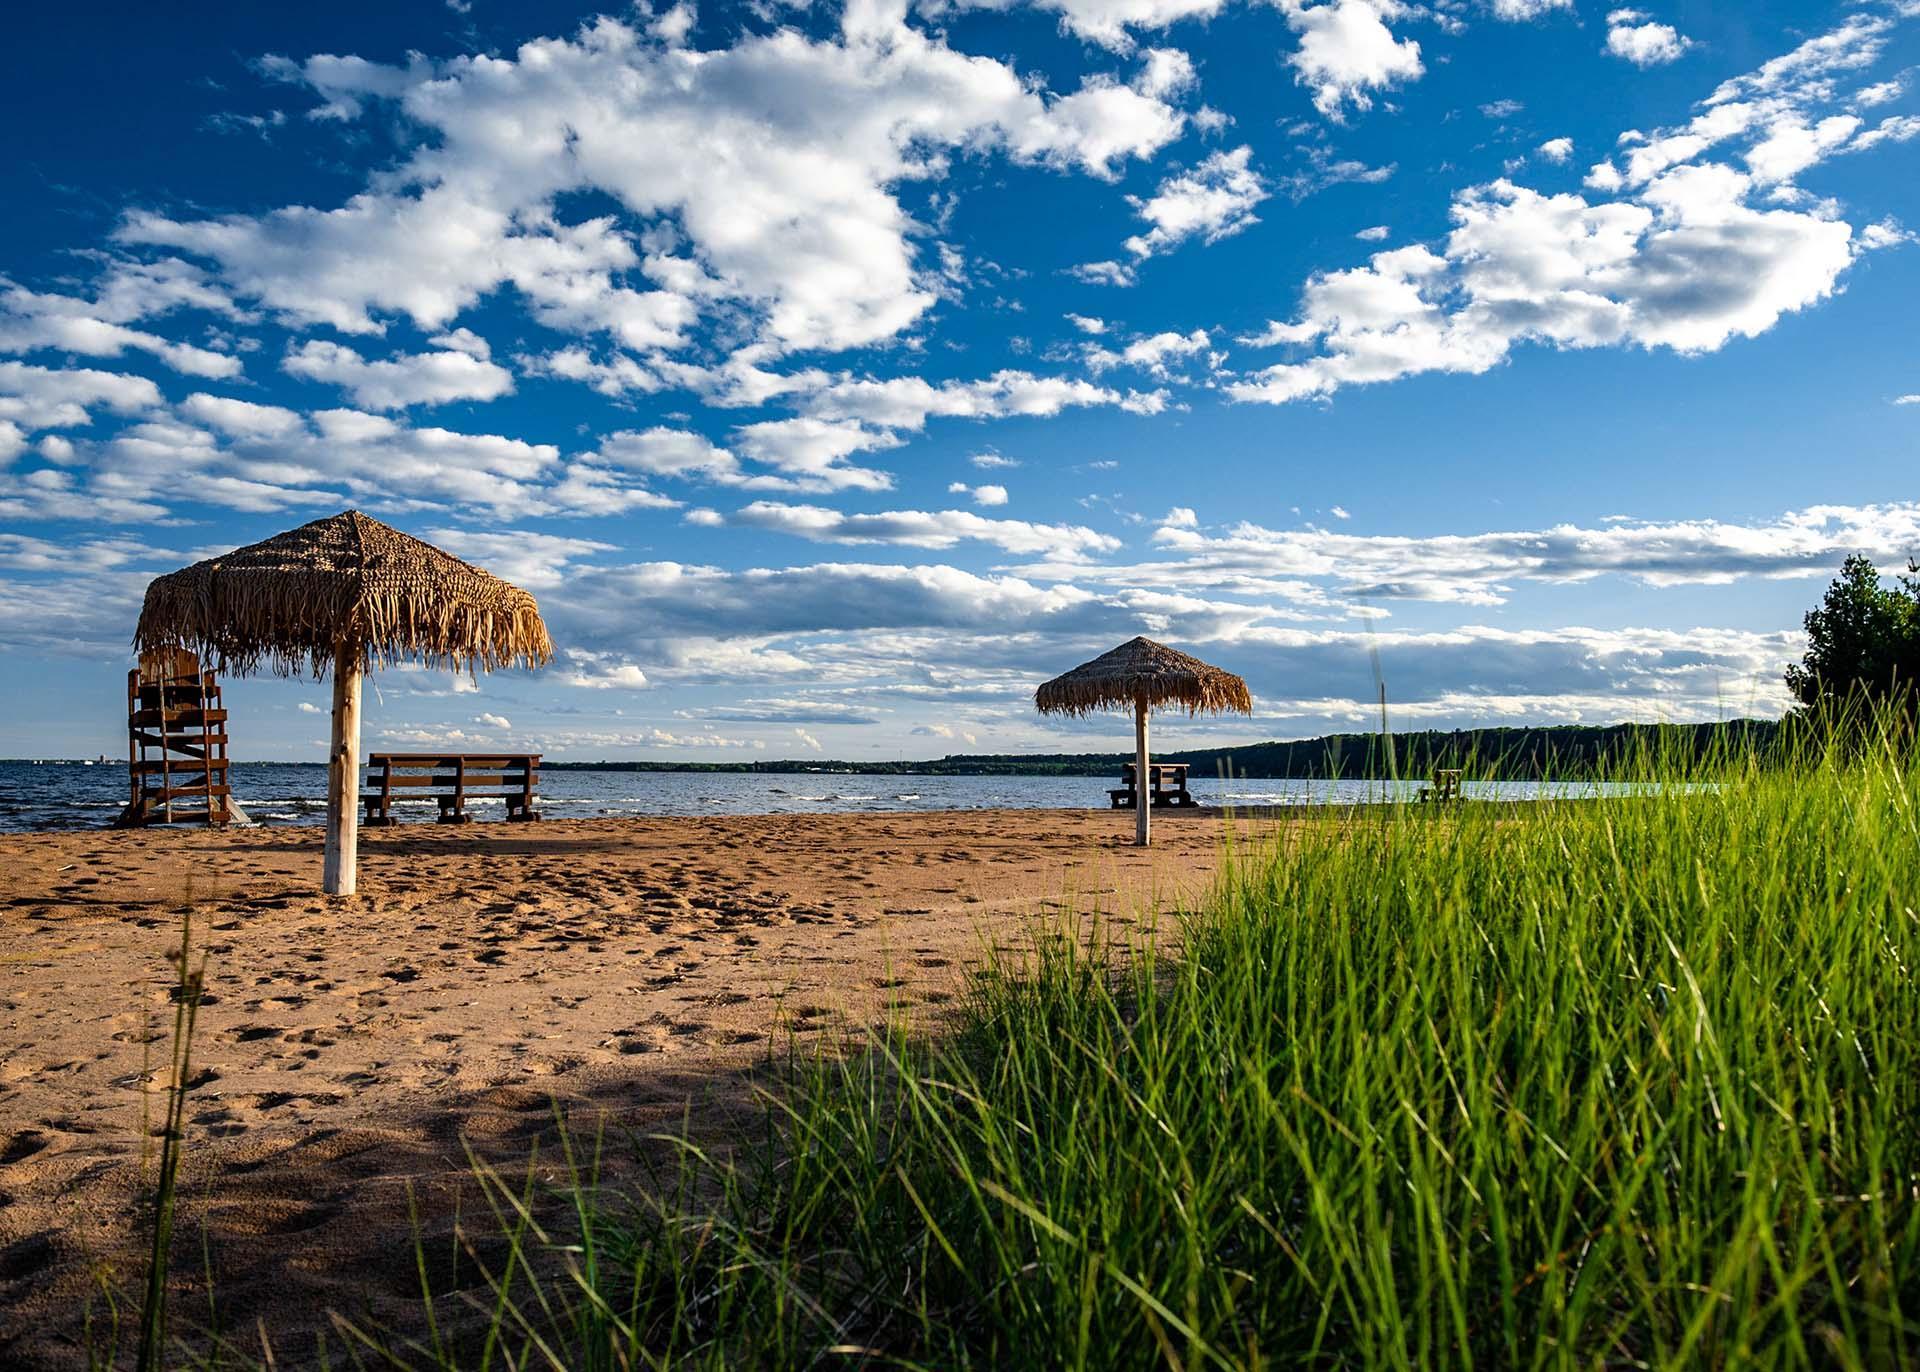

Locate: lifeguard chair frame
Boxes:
[113,649,245,827]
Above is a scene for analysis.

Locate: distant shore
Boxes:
[0,715,1786,780]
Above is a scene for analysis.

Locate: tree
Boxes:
[1784,554,1920,716]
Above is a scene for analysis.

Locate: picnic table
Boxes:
[1109,761,1199,810]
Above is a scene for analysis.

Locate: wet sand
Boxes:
[0,809,1258,1367]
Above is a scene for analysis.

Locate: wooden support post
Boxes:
[1134,695,1150,848]
[323,642,363,896]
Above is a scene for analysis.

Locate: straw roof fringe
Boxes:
[1035,636,1251,718]
[134,511,554,679]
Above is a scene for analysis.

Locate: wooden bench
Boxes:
[1417,768,1463,804]
[362,753,541,826]
[1109,762,1199,810]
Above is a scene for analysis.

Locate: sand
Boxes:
[0,809,1257,1368]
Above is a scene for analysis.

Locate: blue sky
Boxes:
[1,0,1916,760]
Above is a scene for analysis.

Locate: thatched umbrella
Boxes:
[1036,636,1251,846]
[134,510,553,895]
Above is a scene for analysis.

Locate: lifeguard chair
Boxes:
[114,649,245,827]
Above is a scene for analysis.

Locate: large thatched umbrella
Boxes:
[1036,636,1251,846]
[134,511,553,895]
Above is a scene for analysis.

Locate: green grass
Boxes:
[187,725,1920,1368]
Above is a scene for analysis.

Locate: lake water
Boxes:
[0,760,1657,833]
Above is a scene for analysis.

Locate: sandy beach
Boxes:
[0,809,1252,1367]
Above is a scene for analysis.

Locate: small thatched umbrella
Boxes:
[1036,636,1251,846]
[134,511,553,895]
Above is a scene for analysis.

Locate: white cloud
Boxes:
[0,362,163,434]
[1606,13,1693,68]
[1488,0,1571,18]
[730,418,902,493]
[649,2,697,44]
[177,392,304,438]
[728,500,1121,558]
[594,427,744,483]
[422,527,613,588]
[926,0,1225,53]
[123,12,1191,362]
[474,712,512,729]
[1706,14,1891,108]
[1895,394,1920,406]
[32,394,683,520]
[1086,328,1212,377]
[1117,500,1920,605]
[1848,113,1920,155]
[1121,146,1270,260]
[913,721,978,745]
[1355,224,1391,241]
[1070,259,1140,287]
[524,553,1802,729]
[1065,313,1108,334]
[1228,16,1896,408]
[1854,77,1908,108]
[282,338,515,409]
[1538,136,1574,164]
[802,369,1153,430]
[0,281,243,379]
[1275,0,1423,119]
[948,480,1011,506]
[792,726,824,751]
[556,648,651,689]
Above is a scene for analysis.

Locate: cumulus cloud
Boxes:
[1229,15,1898,407]
[1085,328,1213,378]
[727,500,1121,558]
[948,480,1011,506]
[1538,136,1574,163]
[555,648,651,689]
[801,369,1156,430]
[0,362,163,436]
[522,554,1801,730]
[1605,10,1693,67]
[0,279,243,380]
[1488,0,1572,18]
[1120,146,1270,261]
[1274,0,1423,119]
[730,418,902,493]
[1108,500,1920,606]
[121,11,1192,365]
[27,394,680,520]
[421,527,613,587]
[925,0,1225,53]
[281,338,515,409]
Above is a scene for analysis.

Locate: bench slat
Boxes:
[363,772,537,787]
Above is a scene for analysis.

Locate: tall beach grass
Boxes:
[195,723,1920,1367]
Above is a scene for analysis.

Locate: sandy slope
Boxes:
[0,809,1258,1367]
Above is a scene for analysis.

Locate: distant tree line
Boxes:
[543,720,1783,779]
